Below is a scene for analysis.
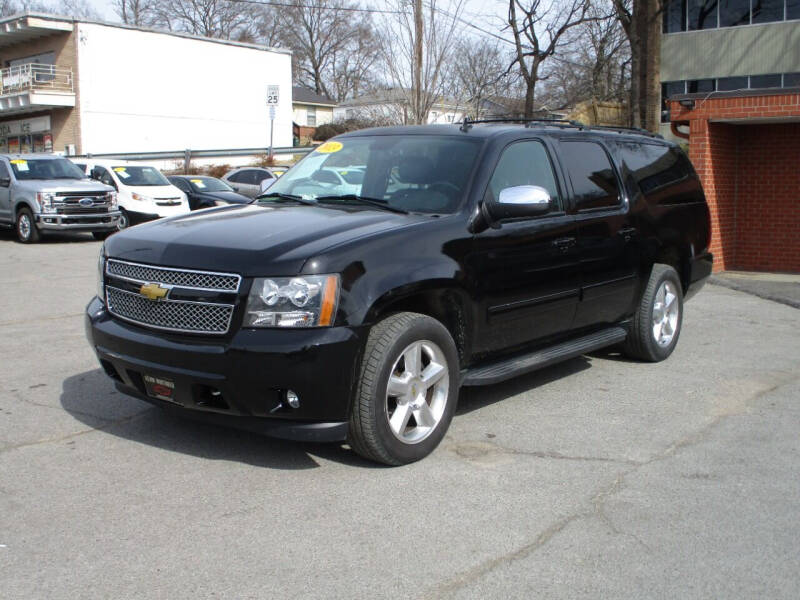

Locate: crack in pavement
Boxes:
[426,373,800,599]
[0,409,152,456]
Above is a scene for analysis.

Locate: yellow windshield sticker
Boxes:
[316,141,342,154]
[113,167,127,172]
[10,159,26,164]
[190,179,206,188]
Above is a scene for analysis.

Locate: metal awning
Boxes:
[0,15,73,49]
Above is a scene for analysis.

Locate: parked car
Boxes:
[0,154,119,243]
[86,123,713,465]
[78,160,189,229]
[222,167,278,198]
[167,175,252,210]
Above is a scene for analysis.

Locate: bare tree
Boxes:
[448,38,517,118]
[507,0,597,118]
[113,0,165,27]
[275,0,378,102]
[379,0,464,124]
[158,0,260,40]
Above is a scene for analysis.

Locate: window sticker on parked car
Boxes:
[190,179,206,188]
[10,159,28,171]
[316,141,343,154]
[114,167,130,179]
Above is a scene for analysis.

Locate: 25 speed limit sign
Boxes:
[267,85,279,105]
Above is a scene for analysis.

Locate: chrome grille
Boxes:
[106,286,234,334]
[106,259,241,292]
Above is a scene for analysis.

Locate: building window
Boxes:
[784,73,800,87]
[688,0,718,30]
[663,0,687,32]
[750,73,782,88]
[345,108,355,120]
[688,79,715,93]
[753,0,785,23]
[717,76,749,91]
[788,0,800,19]
[661,81,687,122]
[307,106,316,127]
[719,0,750,26]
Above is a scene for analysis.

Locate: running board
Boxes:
[461,326,627,387]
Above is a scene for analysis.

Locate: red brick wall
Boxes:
[671,93,800,273]
[735,124,800,272]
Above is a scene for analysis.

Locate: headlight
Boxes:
[97,247,106,303]
[36,192,56,213]
[245,274,339,328]
[131,192,152,202]
[107,191,118,208]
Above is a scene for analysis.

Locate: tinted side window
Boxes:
[617,141,702,205]
[247,170,269,185]
[561,141,621,211]
[95,167,116,188]
[487,140,561,211]
[227,171,246,183]
[0,161,9,178]
[171,178,189,192]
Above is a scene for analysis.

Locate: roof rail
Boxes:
[457,116,663,138]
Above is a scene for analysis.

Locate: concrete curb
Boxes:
[709,276,800,310]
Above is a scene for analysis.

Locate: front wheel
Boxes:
[348,312,459,465]
[623,264,684,362]
[16,207,40,243]
[117,208,130,230]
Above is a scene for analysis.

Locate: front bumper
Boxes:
[37,210,120,231]
[85,297,364,442]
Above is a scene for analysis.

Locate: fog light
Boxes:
[286,389,300,409]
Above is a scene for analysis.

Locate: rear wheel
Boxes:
[16,207,40,243]
[623,264,683,362]
[348,312,459,465]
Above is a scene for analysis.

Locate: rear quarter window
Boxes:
[616,141,704,205]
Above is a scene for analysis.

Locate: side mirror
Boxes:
[488,185,552,222]
[232,185,240,192]
[0,176,10,187]
[90,167,102,181]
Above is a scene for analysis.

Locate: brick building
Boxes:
[660,0,800,273]
[669,91,800,273]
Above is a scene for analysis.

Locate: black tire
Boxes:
[15,207,40,243]
[92,231,113,241]
[117,208,130,230]
[623,264,684,362]
[348,312,459,466]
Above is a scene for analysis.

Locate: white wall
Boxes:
[292,104,333,127]
[77,23,293,154]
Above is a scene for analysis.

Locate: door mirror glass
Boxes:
[489,185,551,221]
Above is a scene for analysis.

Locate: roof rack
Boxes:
[458,116,662,138]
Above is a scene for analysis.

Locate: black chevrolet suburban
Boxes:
[85,121,713,465]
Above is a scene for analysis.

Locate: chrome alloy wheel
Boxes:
[385,340,450,444]
[652,280,680,347]
[17,213,31,240]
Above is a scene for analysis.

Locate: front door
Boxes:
[0,160,11,223]
[557,139,639,328]
[468,139,580,355]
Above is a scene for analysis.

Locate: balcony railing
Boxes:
[0,63,74,96]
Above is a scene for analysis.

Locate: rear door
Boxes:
[557,138,640,328]
[469,138,581,354]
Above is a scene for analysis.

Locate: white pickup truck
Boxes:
[0,154,119,243]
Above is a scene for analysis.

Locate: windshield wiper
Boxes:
[255,192,317,206]
[315,194,408,215]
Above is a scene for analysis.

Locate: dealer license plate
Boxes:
[143,374,178,403]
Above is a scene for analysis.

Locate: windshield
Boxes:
[188,177,234,193]
[10,158,86,181]
[111,165,170,186]
[263,135,483,214]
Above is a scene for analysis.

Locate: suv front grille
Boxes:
[104,259,241,334]
[106,286,234,334]
[107,259,241,292]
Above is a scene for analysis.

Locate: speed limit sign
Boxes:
[267,85,279,105]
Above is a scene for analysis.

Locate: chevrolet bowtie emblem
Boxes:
[139,282,170,301]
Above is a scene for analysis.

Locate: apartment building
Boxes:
[0,12,293,156]
[660,0,800,273]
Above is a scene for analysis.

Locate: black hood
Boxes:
[104,203,425,276]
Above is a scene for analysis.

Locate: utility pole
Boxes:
[413,0,423,124]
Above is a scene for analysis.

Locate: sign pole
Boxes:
[266,85,279,162]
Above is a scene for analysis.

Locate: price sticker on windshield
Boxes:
[10,159,28,171]
[316,141,342,154]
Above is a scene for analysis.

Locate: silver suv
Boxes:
[0,154,120,243]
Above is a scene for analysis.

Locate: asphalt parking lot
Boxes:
[1,230,799,599]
